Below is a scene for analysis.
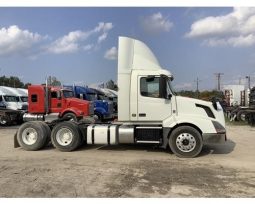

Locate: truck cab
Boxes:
[0,87,23,110]
[25,85,94,122]
[64,85,114,121]
[98,88,118,114]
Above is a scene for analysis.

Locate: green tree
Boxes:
[0,75,25,88]
[47,76,61,86]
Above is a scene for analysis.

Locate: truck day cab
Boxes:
[15,37,226,158]
[23,85,94,122]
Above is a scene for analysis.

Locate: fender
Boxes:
[60,107,84,118]
[161,115,218,149]
[163,115,217,134]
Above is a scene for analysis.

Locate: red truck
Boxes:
[23,85,94,122]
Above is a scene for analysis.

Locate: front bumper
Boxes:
[202,133,227,144]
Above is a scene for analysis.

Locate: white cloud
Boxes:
[141,12,173,33]
[47,22,113,54]
[186,7,255,47]
[0,25,44,56]
[104,47,117,60]
[98,33,108,44]
[83,44,94,51]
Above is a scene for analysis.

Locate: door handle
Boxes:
[139,113,146,117]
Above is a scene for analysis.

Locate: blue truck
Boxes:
[64,85,114,121]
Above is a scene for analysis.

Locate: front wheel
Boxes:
[0,115,10,126]
[169,126,203,158]
[62,112,78,122]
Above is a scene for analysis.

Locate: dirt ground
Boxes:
[0,124,255,198]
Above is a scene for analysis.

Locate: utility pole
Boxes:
[246,76,251,89]
[194,77,201,98]
[214,73,224,91]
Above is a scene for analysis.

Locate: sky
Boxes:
[0,7,255,90]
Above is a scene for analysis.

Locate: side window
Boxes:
[51,91,57,98]
[140,77,160,98]
[0,96,2,102]
[31,94,38,102]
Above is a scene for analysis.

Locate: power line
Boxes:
[214,73,224,91]
[194,77,201,98]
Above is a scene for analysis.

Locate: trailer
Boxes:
[14,37,226,158]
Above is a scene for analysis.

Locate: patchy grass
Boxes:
[225,115,248,126]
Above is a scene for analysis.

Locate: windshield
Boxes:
[87,93,97,101]
[63,90,74,98]
[167,79,176,96]
[20,96,28,102]
[97,94,107,100]
[4,95,19,102]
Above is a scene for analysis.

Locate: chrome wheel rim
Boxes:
[22,128,38,145]
[240,113,246,121]
[0,116,7,125]
[56,127,73,146]
[176,133,196,152]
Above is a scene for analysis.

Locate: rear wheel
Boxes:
[35,121,51,145]
[17,121,48,151]
[169,126,203,158]
[51,121,82,152]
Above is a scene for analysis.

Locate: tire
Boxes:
[51,121,82,152]
[35,121,51,145]
[0,115,10,126]
[169,126,203,158]
[236,110,247,121]
[95,112,102,122]
[17,121,48,151]
[62,112,78,122]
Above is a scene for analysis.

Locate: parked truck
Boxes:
[64,85,114,121]
[98,88,118,114]
[23,85,94,122]
[228,86,255,124]
[14,37,226,158]
[0,86,27,111]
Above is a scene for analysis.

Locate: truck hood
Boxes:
[175,96,225,127]
[5,102,22,110]
[66,98,89,106]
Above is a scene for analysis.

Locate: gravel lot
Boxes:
[0,124,255,198]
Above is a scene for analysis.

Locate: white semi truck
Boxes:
[14,37,226,157]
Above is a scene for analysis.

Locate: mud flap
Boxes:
[14,132,20,148]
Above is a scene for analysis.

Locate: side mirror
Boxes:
[159,75,167,99]
[166,94,172,100]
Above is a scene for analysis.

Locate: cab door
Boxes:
[137,76,172,121]
[50,91,62,113]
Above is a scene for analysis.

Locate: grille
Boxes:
[89,102,94,115]
[10,114,18,120]
[108,102,113,114]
